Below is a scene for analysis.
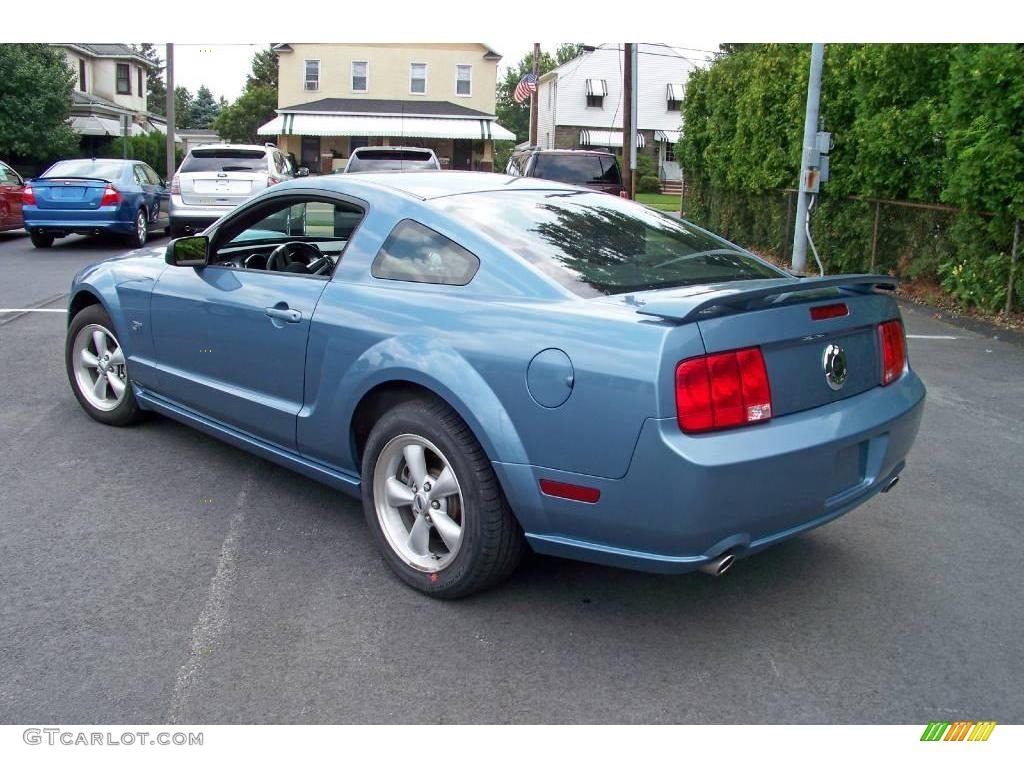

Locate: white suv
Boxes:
[169,144,305,236]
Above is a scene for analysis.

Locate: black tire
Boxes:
[361,398,524,599]
[65,304,145,427]
[30,231,54,248]
[164,224,172,236]
[124,208,148,248]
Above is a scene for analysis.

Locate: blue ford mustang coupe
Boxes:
[64,172,925,597]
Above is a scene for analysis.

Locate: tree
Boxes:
[0,44,78,165]
[135,43,166,115]
[493,44,584,170]
[190,85,222,128]
[212,85,277,144]
[247,48,278,89]
[174,86,194,129]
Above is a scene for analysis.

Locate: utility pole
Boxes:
[165,43,176,184]
[791,43,825,273]
[529,43,540,147]
[622,43,634,199]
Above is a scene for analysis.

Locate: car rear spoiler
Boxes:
[634,274,899,323]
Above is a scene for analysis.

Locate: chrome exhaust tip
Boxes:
[698,553,736,577]
[881,475,900,494]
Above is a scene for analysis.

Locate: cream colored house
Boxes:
[56,44,172,152]
[259,43,515,173]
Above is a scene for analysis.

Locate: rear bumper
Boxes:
[495,371,926,573]
[169,194,237,228]
[23,205,134,236]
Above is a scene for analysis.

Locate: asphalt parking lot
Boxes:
[1,228,1022,724]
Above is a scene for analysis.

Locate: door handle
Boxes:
[264,306,302,323]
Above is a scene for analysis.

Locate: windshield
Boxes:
[435,190,785,297]
[181,149,268,173]
[43,160,125,181]
[532,154,620,185]
[347,150,437,173]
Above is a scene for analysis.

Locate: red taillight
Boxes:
[268,177,280,186]
[676,347,772,433]
[810,303,849,320]
[170,175,180,194]
[100,184,122,206]
[539,479,601,504]
[879,319,906,385]
[22,185,35,206]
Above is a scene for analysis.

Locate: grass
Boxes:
[635,193,681,212]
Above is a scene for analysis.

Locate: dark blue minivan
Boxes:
[23,158,170,249]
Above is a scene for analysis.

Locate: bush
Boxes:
[100,132,183,178]
[637,175,661,194]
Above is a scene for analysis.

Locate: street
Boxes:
[0,228,1021,724]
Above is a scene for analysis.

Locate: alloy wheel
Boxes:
[372,434,465,572]
[71,324,128,411]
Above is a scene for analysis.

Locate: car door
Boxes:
[133,164,162,230]
[141,163,170,228]
[0,161,23,229]
[148,196,348,449]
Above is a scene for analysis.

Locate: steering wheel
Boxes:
[267,241,323,273]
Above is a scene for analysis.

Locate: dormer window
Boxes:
[585,78,607,108]
[116,63,131,95]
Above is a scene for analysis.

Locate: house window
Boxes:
[455,64,471,96]
[78,59,86,92]
[664,142,675,162]
[304,60,320,91]
[410,63,426,95]
[352,61,368,92]
[666,83,684,111]
[667,98,681,111]
[586,94,604,108]
[137,67,143,97]
[584,79,607,109]
[116,63,131,95]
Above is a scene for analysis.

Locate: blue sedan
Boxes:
[24,158,170,249]
[64,172,925,597]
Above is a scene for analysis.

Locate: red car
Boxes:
[0,160,26,231]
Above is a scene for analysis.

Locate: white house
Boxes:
[536,43,691,191]
[56,44,174,152]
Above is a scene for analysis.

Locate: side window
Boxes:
[226,200,363,247]
[133,165,149,185]
[372,220,480,286]
[0,163,9,183]
[143,164,161,184]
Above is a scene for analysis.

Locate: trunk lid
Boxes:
[638,275,899,418]
[29,178,109,210]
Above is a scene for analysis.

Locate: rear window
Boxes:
[347,150,437,173]
[435,190,784,298]
[531,154,620,185]
[180,149,268,173]
[43,159,125,181]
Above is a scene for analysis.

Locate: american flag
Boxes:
[513,72,538,104]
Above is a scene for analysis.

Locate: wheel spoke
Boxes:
[92,372,108,400]
[428,509,462,552]
[429,466,458,501]
[92,330,108,357]
[107,347,125,367]
[403,443,428,487]
[384,477,414,508]
[106,372,126,398]
[81,348,99,368]
[407,513,430,557]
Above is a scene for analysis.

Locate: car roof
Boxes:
[305,170,585,201]
[515,148,616,157]
[351,146,436,153]
[187,144,273,153]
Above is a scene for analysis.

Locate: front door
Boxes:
[148,197,356,449]
[301,136,321,174]
[451,139,472,171]
[0,161,23,229]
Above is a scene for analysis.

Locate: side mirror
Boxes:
[166,235,209,267]
[296,167,310,178]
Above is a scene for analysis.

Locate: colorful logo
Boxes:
[920,721,997,741]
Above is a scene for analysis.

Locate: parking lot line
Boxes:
[0,308,66,313]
